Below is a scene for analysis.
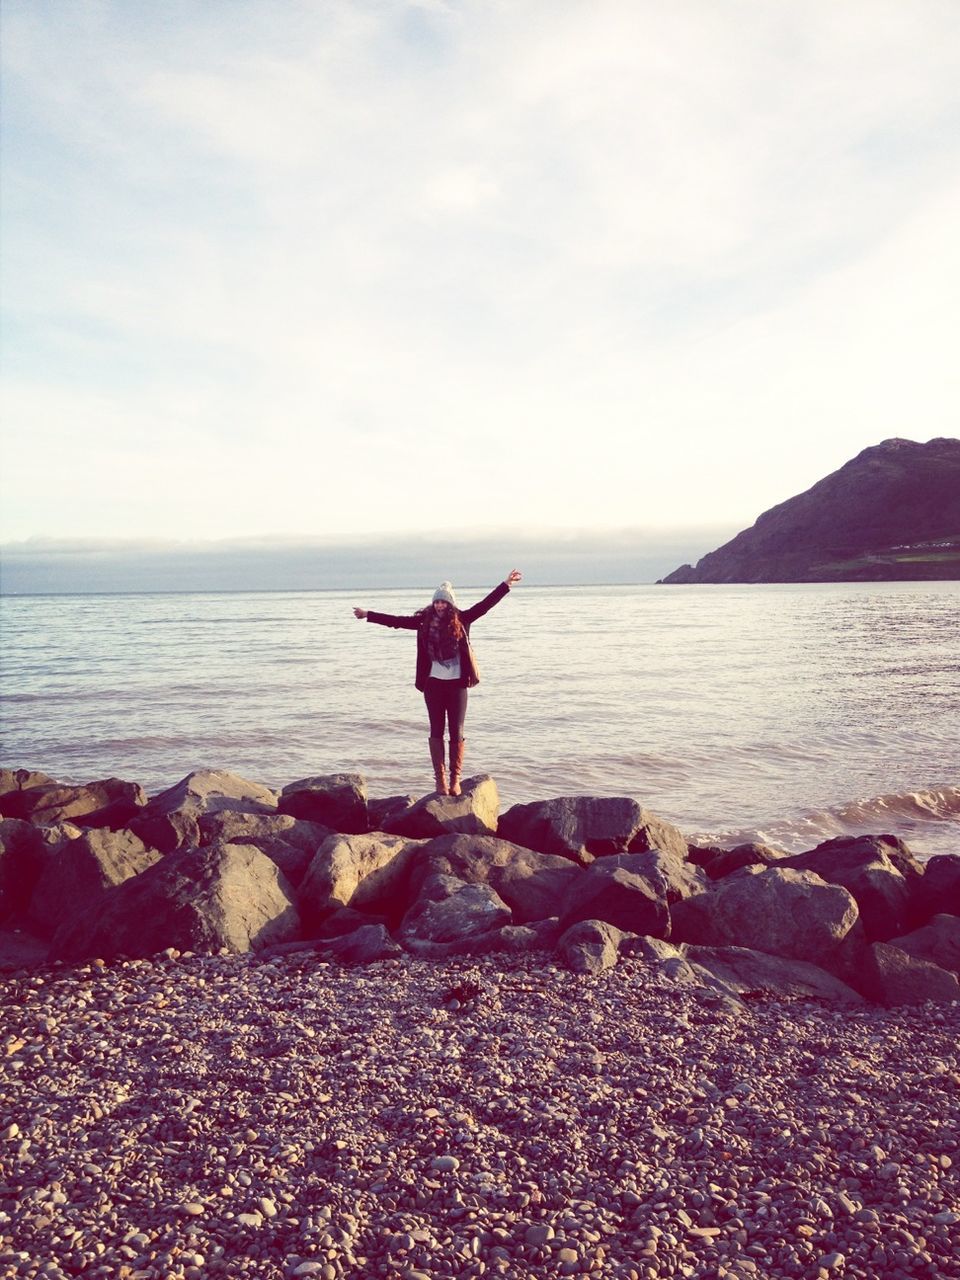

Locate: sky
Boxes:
[1,0,959,590]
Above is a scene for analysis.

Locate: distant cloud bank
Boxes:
[0,527,735,594]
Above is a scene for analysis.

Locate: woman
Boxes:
[353,570,522,796]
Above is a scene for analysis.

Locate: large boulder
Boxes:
[857,942,960,1006]
[407,834,581,924]
[914,855,960,923]
[130,769,279,853]
[559,857,671,938]
[323,923,402,965]
[619,849,709,903]
[0,768,56,797]
[498,796,688,865]
[688,842,788,880]
[367,795,417,830]
[0,819,54,922]
[381,775,499,838]
[298,832,421,930]
[887,915,960,976]
[399,918,561,961]
[670,866,860,968]
[684,945,864,1004]
[197,811,331,886]
[29,829,161,940]
[54,842,301,962]
[557,919,626,973]
[0,777,147,828]
[279,774,367,833]
[399,873,512,947]
[780,835,925,941]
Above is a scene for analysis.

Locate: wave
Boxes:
[691,785,960,861]
[826,785,960,825]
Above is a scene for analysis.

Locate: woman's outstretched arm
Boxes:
[353,605,420,629]
[460,569,523,625]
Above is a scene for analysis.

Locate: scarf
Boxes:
[426,611,460,664]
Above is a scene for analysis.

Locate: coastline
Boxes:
[2,950,958,1279]
[2,768,959,1276]
[3,582,959,865]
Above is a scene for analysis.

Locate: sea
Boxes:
[1,582,958,860]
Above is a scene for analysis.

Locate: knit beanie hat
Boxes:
[432,581,458,607]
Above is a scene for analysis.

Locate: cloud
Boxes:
[0,525,737,593]
[2,1,959,544]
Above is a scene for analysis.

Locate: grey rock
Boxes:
[0,768,57,797]
[129,808,201,855]
[685,945,864,1003]
[559,857,671,937]
[499,795,688,864]
[29,828,161,940]
[781,835,925,940]
[402,916,562,961]
[381,775,499,838]
[152,768,279,815]
[324,923,401,965]
[689,842,789,879]
[888,914,960,975]
[399,874,512,946]
[605,849,708,903]
[279,773,367,833]
[497,918,563,952]
[557,919,625,973]
[131,769,279,853]
[622,934,686,963]
[915,855,960,922]
[197,811,331,885]
[0,776,146,828]
[0,818,55,922]
[54,841,301,962]
[367,794,417,829]
[670,865,860,967]
[858,941,960,1005]
[298,832,420,929]
[407,834,580,924]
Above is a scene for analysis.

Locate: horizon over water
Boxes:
[1,581,958,859]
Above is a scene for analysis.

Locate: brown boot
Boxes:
[429,737,449,795]
[448,738,466,796]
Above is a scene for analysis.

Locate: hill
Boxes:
[659,437,960,583]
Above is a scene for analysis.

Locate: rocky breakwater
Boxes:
[2,769,960,1280]
[1,766,959,1008]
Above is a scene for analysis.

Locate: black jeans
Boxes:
[424,679,468,739]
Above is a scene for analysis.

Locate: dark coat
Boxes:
[366,581,511,691]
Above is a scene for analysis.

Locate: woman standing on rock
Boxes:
[353,570,522,796]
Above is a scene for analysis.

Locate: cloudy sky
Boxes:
[2,0,958,588]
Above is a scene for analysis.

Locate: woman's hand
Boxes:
[353,607,367,619]
[505,569,522,587]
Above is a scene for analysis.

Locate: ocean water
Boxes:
[1,582,958,859]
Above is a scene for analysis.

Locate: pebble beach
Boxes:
[2,951,958,1280]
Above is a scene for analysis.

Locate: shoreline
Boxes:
[2,950,959,1279]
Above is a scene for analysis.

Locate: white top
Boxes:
[429,656,462,681]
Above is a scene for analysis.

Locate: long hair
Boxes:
[416,602,464,640]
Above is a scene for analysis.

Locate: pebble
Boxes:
[1,951,957,1280]
[817,1251,845,1270]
